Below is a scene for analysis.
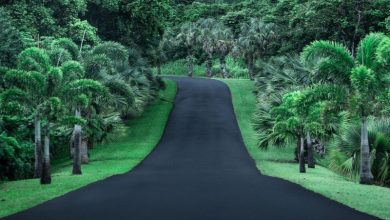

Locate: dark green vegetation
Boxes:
[0,79,176,218]
[1,0,390,218]
[223,79,390,219]
[0,1,168,183]
[254,33,390,186]
[156,0,390,187]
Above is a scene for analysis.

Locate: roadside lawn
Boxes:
[222,79,390,220]
[0,80,177,218]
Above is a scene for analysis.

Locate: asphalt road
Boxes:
[4,77,377,220]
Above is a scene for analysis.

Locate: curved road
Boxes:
[5,77,376,220]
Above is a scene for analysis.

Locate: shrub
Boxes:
[327,118,390,185]
[154,59,206,77]
[0,133,34,181]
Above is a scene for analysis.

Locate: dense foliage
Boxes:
[1,0,390,188]
[0,2,165,182]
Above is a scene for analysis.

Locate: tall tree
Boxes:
[176,22,200,77]
[302,33,390,184]
[236,19,277,80]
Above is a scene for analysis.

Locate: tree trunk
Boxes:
[81,139,89,164]
[72,108,82,175]
[359,117,373,184]
[79,29,86,57]
[33,115,42,178]
[157,63,161,75]
[220,57,229,78]
[70,130,75,159]
[247,54,254,80]
[206,55,212,77]
[299,136,306,173]
[40,123,51,184]
[306,132,315,168]
[294,139,299,162]
[188,61,193,78]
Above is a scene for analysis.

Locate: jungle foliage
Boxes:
[0,1,166,182]
[1,0,390,188]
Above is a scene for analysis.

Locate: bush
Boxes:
[224,56,248,79]
[0,133,34,181]
[154,59,206,77]
[327,118,390,185]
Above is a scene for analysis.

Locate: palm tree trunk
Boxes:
[188,61,193,78]
[40,123,51,184]
[33,114,42,178]
[294,139,299,162]
[306,132,315,168]
[81,139,89,164]
[206,55,212,77]
[220,57,229,78]
[299,136,306,173]
[72,108,82,175]
[79,29,86,57]
[359,117,373,184]
[247,54,254,80]
[157,63,161,75]
[70,130,75,159]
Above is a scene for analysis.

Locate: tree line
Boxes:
[253,34,390,186]
[159,1,390,186]
[0,7,164,184]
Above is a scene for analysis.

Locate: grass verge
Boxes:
[0,80,177,218]
[221,79,390,220]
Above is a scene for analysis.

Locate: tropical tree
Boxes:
[236,19,277,80]
[149,33,172,75]
[328,118,390,185]
[5,65,65,184]
[253,55,313,153]
[197,18,218,77]
[64,79,105,174]
[302,33,390,184]
[2,69,45,178]
[176,22,200,77]
[271,91,307,172]
[214,24,234,78]
[16,47,51,179]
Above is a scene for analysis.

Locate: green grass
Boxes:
[221,79,390,220]
[154,59,206,77]
[0,80,177,218]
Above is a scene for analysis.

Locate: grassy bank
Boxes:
[222,79,390,220]
[0,80,177,218]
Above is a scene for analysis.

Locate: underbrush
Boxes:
[155,56,249,79]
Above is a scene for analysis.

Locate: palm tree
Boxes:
[253,55,313,156]
[328,117,390,185]
[149,31,172,75]
[1,69,46,178]
[302,33,390,184]
[236,19,277,80]
[197,18,218,77]
[64,79,105,174]
[41,95,63,184]
[16,47,51,179]
[271,91,307,172]
[176,22,200,77]
[214,26,234,78]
